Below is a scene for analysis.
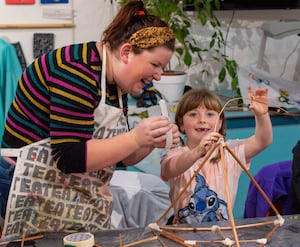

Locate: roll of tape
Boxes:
[63,232,95,247]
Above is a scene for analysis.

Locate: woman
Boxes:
[0,0,180,236]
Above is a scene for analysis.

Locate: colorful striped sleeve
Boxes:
[2,42,101,173]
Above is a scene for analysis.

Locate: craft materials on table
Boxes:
[63,232,94,247]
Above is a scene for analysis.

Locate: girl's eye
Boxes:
[207,111,217,117]
[188,112,198,117]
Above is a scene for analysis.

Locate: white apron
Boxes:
[0,44,128,238]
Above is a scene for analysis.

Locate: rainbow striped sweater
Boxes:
[1,42,128,173]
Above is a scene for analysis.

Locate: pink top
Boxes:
[161,139,249,223]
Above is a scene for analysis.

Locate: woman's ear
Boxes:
[119,43,132,64]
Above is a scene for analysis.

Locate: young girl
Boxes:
[161,87,272,224]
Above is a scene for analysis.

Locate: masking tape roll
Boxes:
[63,232,95,247]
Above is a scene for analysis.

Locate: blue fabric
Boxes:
[244,160,292,218]
[0,157,14,218]
[0,39,22,142]
[291,140,300,214]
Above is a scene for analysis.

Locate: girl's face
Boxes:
[180,105,222,148]
[113,44,173,94]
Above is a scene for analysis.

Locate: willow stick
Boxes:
[151,230,167,247]
[192,238,268,244]
[215,226,227,240]
[156,235,167,247]
[232,220,275,229]
[224,145,282,217]
[219,143,240,247]
[122,236,158,247]
[259,224,280,247]
[156,143,219,224]
[0,235,44,246]
[160,219,275,231]
[119,233,123,247]
[159,231,195,247]
[21,235,25,247]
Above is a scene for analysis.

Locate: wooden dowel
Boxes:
[159,231,195,247]
[122,236,158,247]
[224,145,282,217]
[21,234,25,247]
[0,235,44,246]
[0,23,75,29]
[193,238,267,244]
[156,143,219,224]
[259,224,280,247]
[160,219,275,232]
[119,233,122,247]
[220,143,240,247]
[215,226,227,240]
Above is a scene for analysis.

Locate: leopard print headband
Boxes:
[128,27,175,49]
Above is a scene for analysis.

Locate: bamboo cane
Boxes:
[0,235,44,246]
[159,220,275,231]
[219,142,240,247]
[122,236,158,247]
[224,145,282,218]
[159,231,196,247]
[156,143,219,224]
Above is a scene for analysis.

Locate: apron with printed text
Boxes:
[1,45,128,238]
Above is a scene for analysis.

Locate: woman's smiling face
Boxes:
[113,44,173,95]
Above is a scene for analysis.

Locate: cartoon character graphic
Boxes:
[178,173,228,224]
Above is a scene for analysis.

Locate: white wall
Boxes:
[218,10,300,82]
[0,0,118,65]
[0,1,299,88]
[184,9,300,89]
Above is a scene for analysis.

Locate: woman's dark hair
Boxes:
[102,0,175,53]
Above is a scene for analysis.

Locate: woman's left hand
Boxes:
[130,116,180,148]
[156,123,180,149]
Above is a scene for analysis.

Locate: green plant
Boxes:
[116,0,239,92]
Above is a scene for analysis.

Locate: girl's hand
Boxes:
[196,131,222,157]
[130,116,180,148]
[248,86,269,116]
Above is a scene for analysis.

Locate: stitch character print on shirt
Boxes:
[178,173,228,224]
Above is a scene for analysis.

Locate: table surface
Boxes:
[1,215,300,247]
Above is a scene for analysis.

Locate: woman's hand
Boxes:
[130,116,180,148]
[248,86,269,116]
[170,123,181,148]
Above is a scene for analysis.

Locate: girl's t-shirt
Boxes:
[161,139,249,224]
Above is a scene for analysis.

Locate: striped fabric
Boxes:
[1,42,128,173]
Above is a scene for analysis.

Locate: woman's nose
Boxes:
[153,73,161,81]
[153,68,163,81]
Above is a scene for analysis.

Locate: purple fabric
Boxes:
[244,160,292,218]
